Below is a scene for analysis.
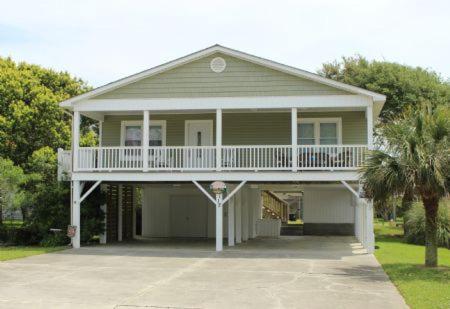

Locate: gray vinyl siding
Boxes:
[102,111,366,146]
[94,53,349,99]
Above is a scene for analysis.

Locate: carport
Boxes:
[87,181,374,253]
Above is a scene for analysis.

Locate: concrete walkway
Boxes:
[0,236,407,309]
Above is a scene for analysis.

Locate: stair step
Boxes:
[280,225,304,236]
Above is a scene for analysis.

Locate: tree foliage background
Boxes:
[0,57,93,166]
[318,55,450,122]
[0,57,103,245]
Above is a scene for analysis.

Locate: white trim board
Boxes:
[60,44,385,108]
[73,95,373,112]
[71,171,360,182]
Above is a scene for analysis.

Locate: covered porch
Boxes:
[61,97,374,175]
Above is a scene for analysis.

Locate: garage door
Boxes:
[170,195,207,237]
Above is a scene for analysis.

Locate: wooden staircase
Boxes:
[262,191,289,222]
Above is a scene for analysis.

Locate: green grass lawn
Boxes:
[0,246,66,261]
[374,219,450,309]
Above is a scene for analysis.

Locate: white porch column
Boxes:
[99,184,107,244]
[72,111,80,171]
[256,189,263,220]
[118,185,123,242]
[216,109,222,171]
[291,108,298,171]
[228,195,235,246]
[143,110,150,171]
[353,196,361,242]
[216,195,223,251]
[248,188,256,239]
[361,199,367,247]
[132,185,137,239]
[366,105,374,149]
[98,120,103,169]
[365,199,375,253]
[242,187,249,242]
[72,180,81,248]
[235,190,242,244]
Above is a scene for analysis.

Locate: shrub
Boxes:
[40,232,69,247]
[0,225,41,245]
[404,200,450,248]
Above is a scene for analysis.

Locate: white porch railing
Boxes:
[221,145,292,170]
[57,148,72,180]
[297,145,367,169]
[72,145,367,172]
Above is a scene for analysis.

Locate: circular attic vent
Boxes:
[210,57,226,73]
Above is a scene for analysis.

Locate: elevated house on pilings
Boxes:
[58,45,384,252]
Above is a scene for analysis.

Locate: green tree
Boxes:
[0,157,26,224]
[318,56,450,122]
[361,103,449,267]
[0,57,92,167]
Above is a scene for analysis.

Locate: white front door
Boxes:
[185,120,214,168]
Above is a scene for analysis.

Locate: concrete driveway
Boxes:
[0,236,407,309]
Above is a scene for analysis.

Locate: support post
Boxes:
[143,110,149,171]
[235,190,242,244]
[99,184,107,244]
[72,180,81,248]
[132,185,137,239]
[118,185,123,242]
[216,194,223,252]
[228,194,235,246]
[242,187,249,242]
[366,105,374,149]
[249,187,257,238]
[98,120,103,169]
[291,108,298,171]
[216,109,222,171]
[73,111,80,171]
[365,199,375,253]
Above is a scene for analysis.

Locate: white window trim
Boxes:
[120,120,167,146]
[184,120,214,146]
[297,117,342,145]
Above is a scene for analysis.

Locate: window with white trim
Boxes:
[297,118,341,145]
[121,120,166,146]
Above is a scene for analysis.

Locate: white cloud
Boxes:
[1,0,449,86]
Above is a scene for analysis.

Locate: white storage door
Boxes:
[170,195,208,237]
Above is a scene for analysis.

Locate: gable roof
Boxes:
[60,44,386,108]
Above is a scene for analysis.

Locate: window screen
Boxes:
[298,123,315,145]
[124,126,142,146]
[319,123,338,145]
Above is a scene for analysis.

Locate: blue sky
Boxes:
[1,0,449,87]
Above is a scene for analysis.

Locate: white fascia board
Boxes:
[60,45,386,108]
[71,171,359,182]
[73,95,371,112]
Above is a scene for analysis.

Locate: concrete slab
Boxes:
[0,236,407,309]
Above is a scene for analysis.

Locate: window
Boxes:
[320,123,338,145]
[149,125,163,146]
[124,125,142,146]
[298,123,315,145]
[121,120,166,146]
[297,118,341,145]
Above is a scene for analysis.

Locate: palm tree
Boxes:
[361,103,449,267]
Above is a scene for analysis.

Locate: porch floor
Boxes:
[0,236,406,308]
